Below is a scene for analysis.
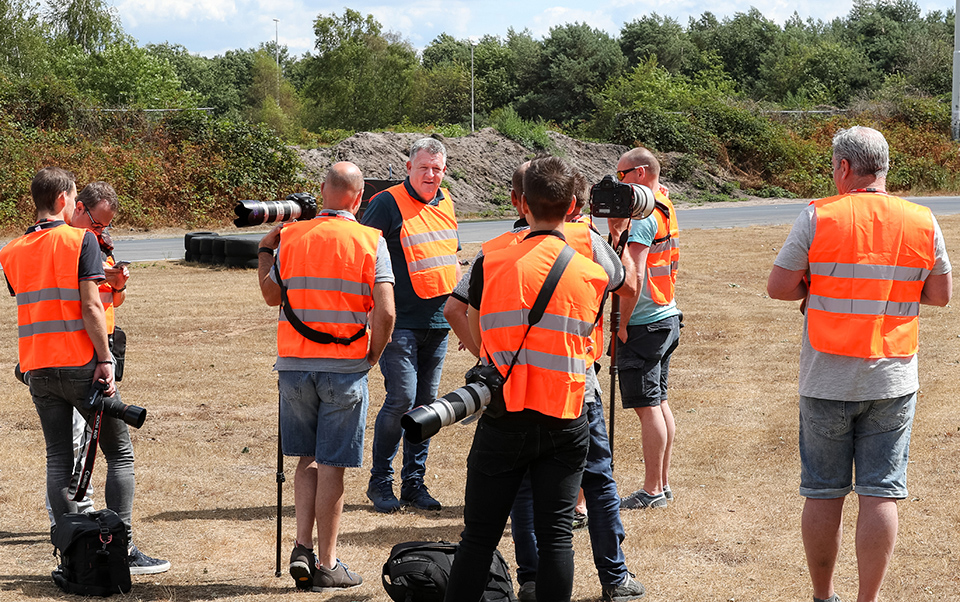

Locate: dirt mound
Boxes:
[295,128,631,216]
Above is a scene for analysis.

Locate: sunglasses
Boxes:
[616,165,649,181]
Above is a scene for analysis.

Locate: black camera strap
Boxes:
[651,200,673,245]
[68,408,102,502]
[274,259,367,346]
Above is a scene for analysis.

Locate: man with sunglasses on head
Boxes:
[1,170,169,577]
[609,147,681,511]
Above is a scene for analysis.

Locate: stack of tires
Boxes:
[184,232,260,268]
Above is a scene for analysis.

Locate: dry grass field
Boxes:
[2,216,960,602]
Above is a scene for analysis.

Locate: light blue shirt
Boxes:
[627,213,679,326]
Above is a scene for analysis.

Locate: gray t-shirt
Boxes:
[774,202,951,401]
[271,210,395,374]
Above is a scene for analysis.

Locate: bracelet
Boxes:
[97,360,112,364]
[258,247,275,255]
[112,286,126,293]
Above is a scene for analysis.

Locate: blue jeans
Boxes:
[279,370,369,467]
[445,411,589,602]
[370,328,448,486]
[510,398,628,587]
[799,393,916,499]
[30,367,135,543]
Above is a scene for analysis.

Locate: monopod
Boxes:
[607,230,630,471]
[275,387,286,577]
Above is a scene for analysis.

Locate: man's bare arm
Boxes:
[767,265,808,301]
[920,272,952,307]
[444,296,480,357]
[367,282,396,366]
[80,279,115,395]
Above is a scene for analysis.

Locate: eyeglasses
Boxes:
[616,165,649,181]
[83,203,111,233]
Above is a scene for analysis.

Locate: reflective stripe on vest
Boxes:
[479,236,608,419]
[276,216,379,360]
[0,225,95,370]
[646,190,679,305]
[393,185,458,299]
[807,193,935,358]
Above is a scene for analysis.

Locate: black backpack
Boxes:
[382,540,517,602]
[51,509,132,597]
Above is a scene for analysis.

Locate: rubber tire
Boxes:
[224,256,259,269]
[198,237,216,256]
[223,237,260,259]
[184,231,218,252]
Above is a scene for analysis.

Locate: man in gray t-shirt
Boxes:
[767,126,951,602]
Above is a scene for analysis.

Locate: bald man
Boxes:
[259,162,396,591]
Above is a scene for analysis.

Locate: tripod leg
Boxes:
[275,387,286,577]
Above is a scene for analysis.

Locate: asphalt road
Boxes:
[113,197,960,262]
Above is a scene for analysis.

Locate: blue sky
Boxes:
[112,0,957,58]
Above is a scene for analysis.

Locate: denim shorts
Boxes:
[279,370,369,467]
[617,315,680,408]
[799,392,916,499]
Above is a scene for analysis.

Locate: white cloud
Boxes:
[116,0,237,27]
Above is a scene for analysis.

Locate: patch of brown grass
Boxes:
[2,217,960,601]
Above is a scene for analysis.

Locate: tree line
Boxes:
[0,0,958,229]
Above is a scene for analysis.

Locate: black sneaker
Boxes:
[367,480,402,513]
[518,580,537,601]
[289,542,315,590]
[400,480,441,510]
[127,545,171,575]
[312,559,362,591]
[602,573,645,601]
[572,510,589,530]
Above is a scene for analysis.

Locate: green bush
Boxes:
[490,107,554,151]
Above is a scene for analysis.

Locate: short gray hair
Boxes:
[409,137,447,164]
[832,126,889,178]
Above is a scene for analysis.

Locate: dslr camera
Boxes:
[401,364,505,444]
[81,380,147,429]
[589,175,656,220]
[234,193,318,227]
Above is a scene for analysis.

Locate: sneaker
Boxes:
[572,510,589,530]
[367,480,402,513]
[602,573,645,601]
[312,559,362,591]
[289,542,315,590]
[518,580,537,601]
[814,595,842,602]
[127,545,171,575]
[663,485,673,501]
[400,480,442,510]
[620,489,667,510]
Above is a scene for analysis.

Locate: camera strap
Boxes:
[274,259,367,346]
[68,409,103,502]
[651,201,672,245]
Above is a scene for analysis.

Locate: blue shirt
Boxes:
[627,213,679,326]
[361,179,458,329]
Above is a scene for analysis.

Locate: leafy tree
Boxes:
[301,8,417,131]
[844,0,924,75]
[245,50,302,138]
[620,13,701,74]
[408,62,470,124]
[758,39,874,106]
[689,8,781,95]
[0,0,50,79]
[517,22,625,123]
[45,0,119,53]
[422,33,470,70]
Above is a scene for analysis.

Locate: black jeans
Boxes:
[445,410,589,602]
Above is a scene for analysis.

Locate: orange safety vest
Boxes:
[392,185,458,299]
[807,192,936,358]
[646,189,679,305]
[276,215,380,360]
[482,223,604,363]
[99,255,116,334]
[0,225,96,371]
[480,235,608,419]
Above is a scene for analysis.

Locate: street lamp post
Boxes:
[273,19,280,107]
[470,40,475,133]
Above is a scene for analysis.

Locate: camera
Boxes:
[234,193,318,227]
[589,175,656,220]
[401,364,505,444]
[82,380,147,429]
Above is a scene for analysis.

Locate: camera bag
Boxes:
[51,509,131,597]
[381,540,516,602]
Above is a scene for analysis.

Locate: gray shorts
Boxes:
[617,315,680,408]
[799,392,916,499]
[279,370,369,468]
